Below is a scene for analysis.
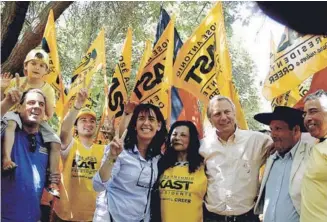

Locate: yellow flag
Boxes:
[64,29,106,116]
[173,3,247,129]
[173,4,219,102]
[214,3,248,129]
[108,28,132,119]
[131,40,152,92]
[269,30,311,109]
[42,9,65,120]
[263,28,327,100]
[130,19,174,119]
[271,82,310,109]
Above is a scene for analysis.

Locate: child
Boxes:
[1,48,61,198]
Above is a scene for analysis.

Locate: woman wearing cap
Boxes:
[93,103,167,222]
[151,121,207,222]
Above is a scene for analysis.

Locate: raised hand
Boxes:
[124,100,139,115]
[74,88,88,109]
[0,72,13,90]
[15,73,28,91]
[100,115,115,140]
[74,76,88,109]
[108,136,123,159]
[4,74,28,105]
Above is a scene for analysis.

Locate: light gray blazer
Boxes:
[254,140,312,215]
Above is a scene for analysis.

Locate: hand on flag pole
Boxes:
[100,115,115,141]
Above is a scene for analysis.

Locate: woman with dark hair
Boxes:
[152,121,207,222]
[93,103,167,222]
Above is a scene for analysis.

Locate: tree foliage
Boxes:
[1,1,73,75]
[1,1,263,130]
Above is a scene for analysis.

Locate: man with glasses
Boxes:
[1,88,50,222]
[51,88,111,222]
[300,89,327,222]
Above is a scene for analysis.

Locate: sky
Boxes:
[232,9,285,112]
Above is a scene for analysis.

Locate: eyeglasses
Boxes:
[27,134,37,152]
[136,161,153,189]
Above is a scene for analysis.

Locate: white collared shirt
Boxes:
[200,128,272,216]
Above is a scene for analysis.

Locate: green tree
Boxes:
[2,1,263,130]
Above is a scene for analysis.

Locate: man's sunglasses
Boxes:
[27,134,37,152]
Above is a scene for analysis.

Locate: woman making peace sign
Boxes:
[93,103,167,222]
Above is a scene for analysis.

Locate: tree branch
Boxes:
[1,2,30,63]
[1,1,73,74]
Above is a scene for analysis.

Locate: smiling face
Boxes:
[209,99,236,137]
[19,91,46,126]
[170,125,190,152]
[135,109,161,142]
[76,114,97,138]
[270,120,299,154]
[304,99,327,138]
[24,59,48,79]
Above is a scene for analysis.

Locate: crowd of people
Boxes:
[1,48,326,222]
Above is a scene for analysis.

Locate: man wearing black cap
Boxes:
[253,106,312,222]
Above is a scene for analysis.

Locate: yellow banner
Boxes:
[269,32,310,109]
[42,9,65,120]
[173,3,247,129]
[130,19,174,119]
[108,28,132,119]
[64,29,106,116]
[173,4,218,102]
[130,40,152,93]
[263,28,327,100]
[271,83,309,109]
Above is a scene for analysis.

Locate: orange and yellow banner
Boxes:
[108,28,132,119]
[294,66,327,109]
[263,27,327,100]
[42,9,65,120]
[64,29,106,116]
[130,19,174,120]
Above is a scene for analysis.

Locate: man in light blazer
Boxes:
[253,106,312,222]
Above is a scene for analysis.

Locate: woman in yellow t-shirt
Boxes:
[152,121,207,222]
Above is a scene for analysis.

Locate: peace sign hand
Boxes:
[15,73,28,91]
[108,130,127,160]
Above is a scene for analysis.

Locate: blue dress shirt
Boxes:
[264,142,300,222]
[93,145,160,222]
